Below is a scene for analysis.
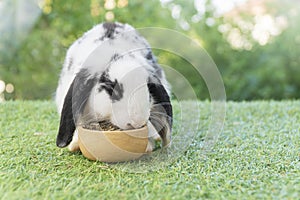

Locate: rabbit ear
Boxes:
[147,77,173,147]
[56,80,76,148]
[56,69,96,148]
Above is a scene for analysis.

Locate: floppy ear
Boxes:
[56,80,76,148]
[56,69,96,148]
[147,77,173,147]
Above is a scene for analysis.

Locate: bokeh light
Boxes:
[104,0,116,10]
[6,83,14,93]
[105,11,115,21]
[0,80,5,93]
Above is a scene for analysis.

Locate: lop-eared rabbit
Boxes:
[55,22,172,152]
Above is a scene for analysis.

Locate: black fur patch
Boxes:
[146,51,153,60]
[56,81,76,148]
[147,77,172,144]
[98,72,124,102]
[72,69,97,121]
[56,69,97,148]
[103,22,117,39]
[110,53,121,62]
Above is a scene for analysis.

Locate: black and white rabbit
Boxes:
[55,22,172,152]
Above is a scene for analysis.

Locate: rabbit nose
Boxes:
[126,123,134,129]
[127,120,146,129]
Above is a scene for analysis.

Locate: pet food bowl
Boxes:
[77,125,148,162]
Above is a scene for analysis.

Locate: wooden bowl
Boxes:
[77,125,148,162]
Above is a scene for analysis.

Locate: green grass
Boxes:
[1,100,300,199]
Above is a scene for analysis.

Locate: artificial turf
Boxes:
[0,100,299,199]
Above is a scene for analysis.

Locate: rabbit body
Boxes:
[55,22,172,152]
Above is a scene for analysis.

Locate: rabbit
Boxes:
[55,22,172,152]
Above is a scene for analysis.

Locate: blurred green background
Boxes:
[0,0,299,101]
